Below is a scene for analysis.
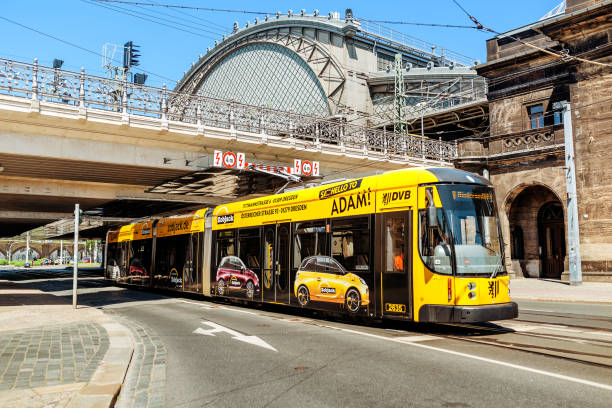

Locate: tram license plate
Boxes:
[385,303,406,313]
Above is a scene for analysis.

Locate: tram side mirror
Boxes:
[427,207,439,228]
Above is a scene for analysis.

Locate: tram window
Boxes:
[216,230,236,267]
[319,256,344,275]
[384,217,406,274]
[418,209,452,275]
[293,221,326,269]
[238,228,261,270]
[331,216,370,271]
[128,239,152,285]
[154,235,189,289]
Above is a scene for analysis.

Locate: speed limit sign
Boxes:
[302,160,313,176]
[222,152,236,168]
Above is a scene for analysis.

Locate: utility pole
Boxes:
[73,204,80,308]
[563,102,582,285]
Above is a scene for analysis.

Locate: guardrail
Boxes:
[0,58,457,162]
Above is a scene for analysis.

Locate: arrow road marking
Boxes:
[193,321,277,352]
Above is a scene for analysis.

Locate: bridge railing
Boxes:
[0,58,457,162]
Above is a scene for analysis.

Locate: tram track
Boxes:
[430,320,612,370]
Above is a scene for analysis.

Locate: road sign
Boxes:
[213,150,222,166]
[237,152,245,169]
[294,159,302,175]
[222,151,236,168]
[302,160,312,176]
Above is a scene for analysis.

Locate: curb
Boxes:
[513,296,612,304]
[66,322,134,408]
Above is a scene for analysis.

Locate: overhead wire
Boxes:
[450,0,612,68]
[82,0,220,41]
[92,0,273,15]
[356,17,481,30]
[0,14,178,84]
[144,1,229,32]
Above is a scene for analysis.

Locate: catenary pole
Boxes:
[563,102,582,285]
[73,204,79,308]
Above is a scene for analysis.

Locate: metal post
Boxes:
[73,204,79,308]
[563,102,582,285]
[94,241,98,264]
[32,58,38,101]
[26,232,30,266]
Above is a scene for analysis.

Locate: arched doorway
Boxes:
[538,202,566,278]
[507,185,566,278]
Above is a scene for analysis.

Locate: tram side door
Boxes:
[380,211,412,319]
[262,223,291,304]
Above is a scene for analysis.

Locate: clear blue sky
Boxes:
[0,0,563,88]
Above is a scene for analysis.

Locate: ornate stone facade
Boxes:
[456,0,612,281]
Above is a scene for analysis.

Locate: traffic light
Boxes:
[123,41,140,71]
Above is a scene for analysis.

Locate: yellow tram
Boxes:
[105,167,518,322]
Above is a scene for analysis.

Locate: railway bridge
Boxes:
[0,57,457,240]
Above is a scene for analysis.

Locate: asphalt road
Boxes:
[3,268,612,408]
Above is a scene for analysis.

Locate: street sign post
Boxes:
[73,203,79,308]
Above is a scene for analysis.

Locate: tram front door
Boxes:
[262,223,291,304]
[380,211,412,319]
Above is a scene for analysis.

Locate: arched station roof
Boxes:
[174,10,479,121]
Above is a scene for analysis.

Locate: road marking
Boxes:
[179,300,257,314]
[320,324,612,391]
[193,321,277,352]
[393,335,438,342]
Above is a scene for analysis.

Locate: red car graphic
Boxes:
[216,256,259,298]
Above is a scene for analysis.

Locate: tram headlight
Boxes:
[468,291,477,300]
[467,282,476,290]
[359,277,366,286]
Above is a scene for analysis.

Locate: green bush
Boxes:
[33,259,44,266]
[10,260,25,267]
[0,259,8,265]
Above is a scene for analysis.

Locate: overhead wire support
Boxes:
[393,53,406,134]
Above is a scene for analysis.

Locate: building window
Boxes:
[552,101,565,125]
[528,104,544,129]
[376,53,395,71]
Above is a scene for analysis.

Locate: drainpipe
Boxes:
[563,102,582,285]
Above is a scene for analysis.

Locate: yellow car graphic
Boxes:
[294,256,369,313]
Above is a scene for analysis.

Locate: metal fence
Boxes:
[0,58,457,162]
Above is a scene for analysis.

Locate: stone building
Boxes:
[455,0,612,281]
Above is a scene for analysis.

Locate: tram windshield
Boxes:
[419,184,505,277]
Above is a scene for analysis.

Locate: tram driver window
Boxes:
[419,209,452,275]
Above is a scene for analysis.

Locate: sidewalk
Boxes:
[0,280,134,408]
[510,277,612,303]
